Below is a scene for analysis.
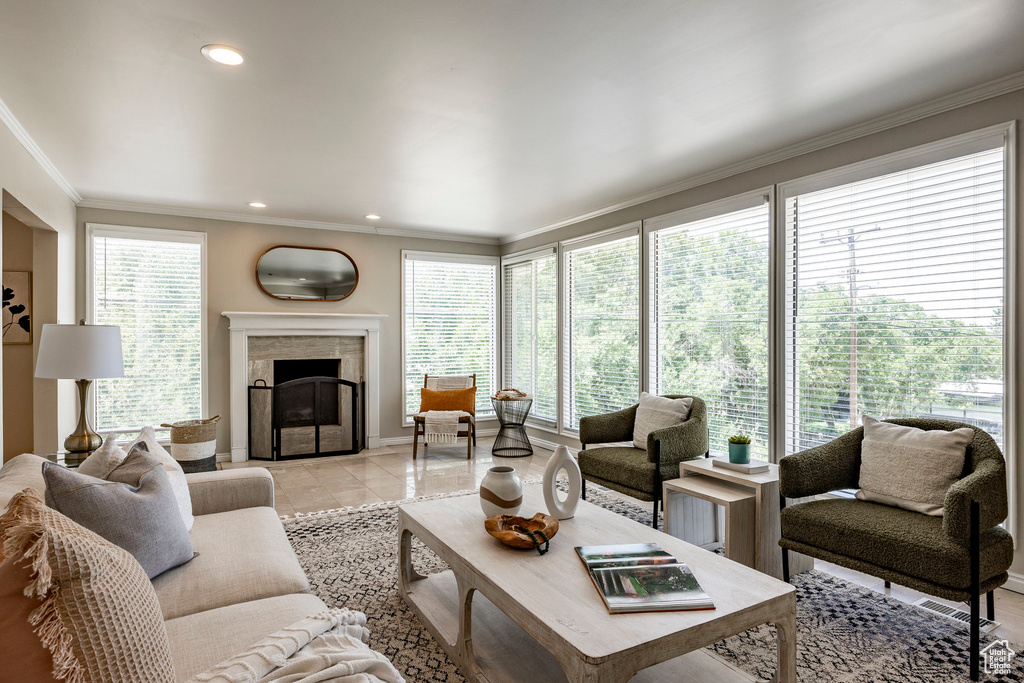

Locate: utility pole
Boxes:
[820,225,879,429]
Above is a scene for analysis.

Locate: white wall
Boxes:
[75,207,500,454]
[0,118,77,461]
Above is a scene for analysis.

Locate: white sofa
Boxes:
[0,453,332,681]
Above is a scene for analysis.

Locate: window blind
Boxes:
[503,253,557,426]
[785,147,1005,454]
[404,256,497,418]
[650,203,770,459]
[563,234,639,431]
[92,234,203,432]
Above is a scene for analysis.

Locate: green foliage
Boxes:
[727,435,751,444]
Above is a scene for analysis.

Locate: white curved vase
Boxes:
[480,466,523,517]
[543,445,582,520]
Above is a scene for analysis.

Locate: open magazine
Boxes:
[575,543,714,614]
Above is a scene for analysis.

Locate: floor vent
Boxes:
[913,598,999,633]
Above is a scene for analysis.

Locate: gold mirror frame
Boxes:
[255,245,359,302]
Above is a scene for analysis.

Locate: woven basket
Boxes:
[160,415,221,473]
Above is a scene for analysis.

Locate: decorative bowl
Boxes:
[485,512,559,552]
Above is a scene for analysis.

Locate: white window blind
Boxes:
[91,232,204,432]
[563,233,639,431]
[503,252,557,426]
[650,201,770,458]
[785,147,1005,454]
[403,254,498,419]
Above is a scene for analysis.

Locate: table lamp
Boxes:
[35,321,124,453]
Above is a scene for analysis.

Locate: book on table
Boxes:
[711,456,770,474]
[575,543,714,613]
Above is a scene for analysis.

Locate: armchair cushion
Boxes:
[419,387,477,415]
[856,415,973,516]
[781,498,1013,591]
[632,392,692,449]
[577,447,661,501]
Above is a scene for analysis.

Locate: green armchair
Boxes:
[578,395,709,529]
[778,418,1014,681]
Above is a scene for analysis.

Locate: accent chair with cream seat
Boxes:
[413,373,478,459]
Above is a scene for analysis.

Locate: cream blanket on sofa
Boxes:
[190,609,404,683]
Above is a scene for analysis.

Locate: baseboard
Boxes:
[379,428,499,447]
[216,452,231,463]
[528,435,579,456]
[1003,570,1024,595]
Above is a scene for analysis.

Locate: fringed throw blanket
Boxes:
[421,410,469,444]
[190,609,404,683]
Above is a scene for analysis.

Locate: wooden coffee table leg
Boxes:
[772,604,797,683]
[456,577,487,681]
[398,526,426,592]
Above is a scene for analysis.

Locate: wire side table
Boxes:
[491,398,533,457]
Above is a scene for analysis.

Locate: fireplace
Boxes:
[224,311,386,462]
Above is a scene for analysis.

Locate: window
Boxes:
[648,194,771,458]
[88,225,206,433]
[562,228,640,431]
[403,252,498,420]
[784,143,1006,454]
[502,249,558,427]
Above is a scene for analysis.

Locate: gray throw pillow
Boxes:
[43,446,195,579]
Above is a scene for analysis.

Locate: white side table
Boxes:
[663,458,813,580]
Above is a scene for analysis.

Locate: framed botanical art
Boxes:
[3,271,31,345]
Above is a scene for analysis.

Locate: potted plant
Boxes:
[727,435,751,464]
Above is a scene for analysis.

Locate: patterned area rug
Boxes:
[283,488,1024,682]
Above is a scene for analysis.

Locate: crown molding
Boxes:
[75,199,501,245]
[500,69,1024,245]
[0,94,81,203]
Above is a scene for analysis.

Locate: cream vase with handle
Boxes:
[543,445,582,520]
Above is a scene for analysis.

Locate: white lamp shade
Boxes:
[34,324,125,380]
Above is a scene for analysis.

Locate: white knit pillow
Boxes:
[127,426,194,531]
[76,432,128,479]
[632,393,693,450]
[856,415,973,516]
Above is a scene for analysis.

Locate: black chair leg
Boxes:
[781,547,790,583]
[884,581,891,589]
[970,500,980,682]
[988,590,995,621]
[581,477,587,501]
[652,496,658,530]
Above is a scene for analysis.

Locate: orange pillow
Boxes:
[420,387,477,414]
[0,556,59,682]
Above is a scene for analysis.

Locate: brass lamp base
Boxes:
[64,379,102,453]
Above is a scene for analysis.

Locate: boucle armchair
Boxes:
[778,418,1014,681]
[578,395,709,529]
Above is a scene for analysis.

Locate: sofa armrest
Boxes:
[186,468,275,515]
[647,417,708,468]
[579,404,638,445]
[778,428,862,498]
[944,458,1008,544]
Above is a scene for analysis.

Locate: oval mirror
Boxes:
[256,246,359,301]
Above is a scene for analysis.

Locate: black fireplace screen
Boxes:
[248,377,364,460]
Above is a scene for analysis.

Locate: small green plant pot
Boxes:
[728,443,751,464]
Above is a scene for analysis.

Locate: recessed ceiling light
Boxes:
[298,278,307,281]
[248,202,266,208]
[365,214,381,220]
[202,44,245,66]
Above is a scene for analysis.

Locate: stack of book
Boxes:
[575,543,714,613]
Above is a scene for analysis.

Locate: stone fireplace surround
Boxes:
[222,311,386,462]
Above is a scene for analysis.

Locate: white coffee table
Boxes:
[398,485,796,682]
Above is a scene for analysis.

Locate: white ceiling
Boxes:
[2,0,1024,241]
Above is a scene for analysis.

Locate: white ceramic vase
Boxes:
[480,466,523,517]
[543,445,582,520]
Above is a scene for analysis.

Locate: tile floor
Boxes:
[223,436,1024,646]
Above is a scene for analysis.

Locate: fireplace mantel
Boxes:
[222,311,388,462]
